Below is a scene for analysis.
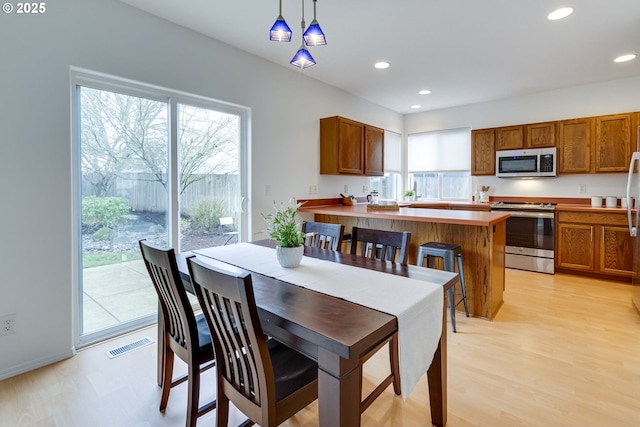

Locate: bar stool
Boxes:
[417,242,469,332]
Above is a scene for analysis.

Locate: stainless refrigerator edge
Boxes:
[625,125,640,313]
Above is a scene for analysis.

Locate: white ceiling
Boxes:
[119,0,640,115]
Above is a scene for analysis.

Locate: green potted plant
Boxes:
[262,199,307,267]
[403,189,416,201]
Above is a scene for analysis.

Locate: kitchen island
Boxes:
[298,203,510,320]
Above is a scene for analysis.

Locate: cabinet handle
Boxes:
[591,227,593,242]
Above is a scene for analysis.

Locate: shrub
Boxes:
[191,198,225,232]
[82,196,130,232]
[93,226,112,241]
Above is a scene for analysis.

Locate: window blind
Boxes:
[408,128,471,172]
[384,130,401,172]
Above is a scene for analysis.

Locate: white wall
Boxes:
[404,76,640,200]
[0,0,401,379]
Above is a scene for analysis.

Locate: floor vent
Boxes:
[106,337,154,359]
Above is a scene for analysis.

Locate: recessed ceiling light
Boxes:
[614,54,637,63]
[418,89,432,95]
[374,61,390,69]
[411,105,421,109]
[547,7,573,20]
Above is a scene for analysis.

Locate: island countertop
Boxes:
[298,204,510,227]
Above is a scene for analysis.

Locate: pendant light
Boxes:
[270,0,292,42]
[290,0,316,69]
[303,0,326,46]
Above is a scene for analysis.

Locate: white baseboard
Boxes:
[0,347,76,381]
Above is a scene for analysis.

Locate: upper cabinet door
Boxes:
[594,113,634,173]
[364,125,384,176]
[471,128,495,176]
[558,118,593,174]
[320,116,383,176]
[526,122,556,148]
[495,125,524,150]
[337,118,365,174]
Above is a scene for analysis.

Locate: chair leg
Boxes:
[448,287,457,333]
[456,255,470,317]
[389,335,401,395]
[185,362,200,427]
[216,382,230,427]
[160,347,174,410]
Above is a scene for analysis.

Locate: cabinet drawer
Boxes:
[557,211,628,226]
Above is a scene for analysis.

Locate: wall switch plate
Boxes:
[265,184,271,196]
[363,185,369,194]
[578,184,587,193]
[344,184,349,193]
[0,314,16,336]
[308,185,317,195]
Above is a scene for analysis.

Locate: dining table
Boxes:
[174,240,458,427]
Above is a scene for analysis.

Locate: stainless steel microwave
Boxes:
[496,147,557,178]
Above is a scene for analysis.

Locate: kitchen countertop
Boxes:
[298,203,509,226]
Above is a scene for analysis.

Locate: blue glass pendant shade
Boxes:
[290,45,316,68]
[303,20,326,46]
[270,16,292,42]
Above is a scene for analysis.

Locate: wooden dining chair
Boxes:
[139,240,216,427]
[302,221,345,251]
[349,226,411,413]
[187,257,319,427]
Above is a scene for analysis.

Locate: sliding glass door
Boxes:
[73,71,247,346]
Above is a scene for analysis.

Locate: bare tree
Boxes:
[80,87,238,196]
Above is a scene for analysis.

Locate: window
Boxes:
[370,130,401,200]
[71,69,248,346]
[407,128,471,200]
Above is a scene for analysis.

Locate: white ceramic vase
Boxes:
[276,245,304,268]
[479,191,489,203]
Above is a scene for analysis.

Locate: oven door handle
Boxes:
[495,210,555,219]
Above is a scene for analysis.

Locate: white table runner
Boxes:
[193,243,444,399]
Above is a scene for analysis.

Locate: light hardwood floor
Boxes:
[1,269,639,427]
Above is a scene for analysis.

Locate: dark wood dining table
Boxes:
[174,240,457,427]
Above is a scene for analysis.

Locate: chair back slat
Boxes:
[302,221,345,251]
[188,258,274,408]
[349,227,411,264]
[139,240,198,350]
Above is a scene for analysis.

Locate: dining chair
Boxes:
[349,226,411,413]
[350,226,411,264]
[187,257,319,427]
[302,221,345,251]
[219,216,239,245]
[139,240,216,427]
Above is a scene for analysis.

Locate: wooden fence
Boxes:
[82,172,240,215]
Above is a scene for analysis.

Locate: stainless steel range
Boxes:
[490,202,556,274]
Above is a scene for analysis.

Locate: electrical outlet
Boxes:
[0,314,16,336]
[265,184,271,196]
[308,185,317,195]
[578,184,587,193]
[363,185,369,194]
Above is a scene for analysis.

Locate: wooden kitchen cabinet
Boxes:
[471,128,495,175]
[594,113,634,172]
[557,118,593,174]
[556,210,633,279]
[364,125,384,175]
[526,122,556,148]
[320,116,384,176]
[495,125,524,150]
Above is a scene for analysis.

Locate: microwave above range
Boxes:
[496,147,557,178]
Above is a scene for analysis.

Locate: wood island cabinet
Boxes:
[556,210,633,279]
[471,128,495,176]
[320,116,384,176]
